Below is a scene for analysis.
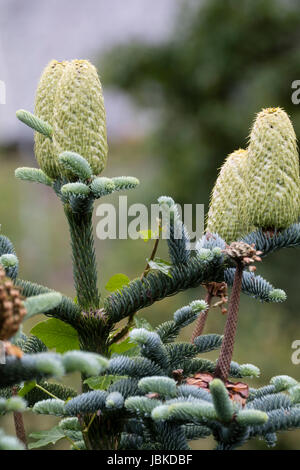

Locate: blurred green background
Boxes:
[1,0,300,450]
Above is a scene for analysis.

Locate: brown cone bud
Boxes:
[0,268,26,341]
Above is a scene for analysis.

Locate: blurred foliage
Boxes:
[102,0,300,206]
[101,0,300,316]
[100,0,300,449]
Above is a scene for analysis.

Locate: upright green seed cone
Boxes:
[206,149,251,243]
[53,60,108,176]
[245,107,299,230]
[34,60,66,179]
[34,59,108,179]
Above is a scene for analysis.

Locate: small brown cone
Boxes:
[0,268,26,341]
[224,241,263,266]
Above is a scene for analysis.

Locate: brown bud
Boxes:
[0,267,26,341]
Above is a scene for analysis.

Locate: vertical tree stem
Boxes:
[12,387,27,448]
[214,263,243,382]
[64,204,117,449]
[64,205,100,311]
[13,412,27,448]
[191,292,212,343]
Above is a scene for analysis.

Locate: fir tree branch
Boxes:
[0,352,107,388]
[15,279,81,327]
[64,205,100,311]
[158,196,190,265]
[242,223,300,257]
[0,355,61,388]
[0,235,18,281]
[104,253,225,324]
[224,268,286,303]
[104,251,283,326]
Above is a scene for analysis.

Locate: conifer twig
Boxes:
[109,234,161,346]
[12,387,27,449]
[35,383,59,400]
[191,281,227,343]
[141,236,160,280]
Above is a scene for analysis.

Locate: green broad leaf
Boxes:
[84,375,126,390]
[105,273,130,292]
[109,337,137,356]
[147,257,172,278]
[28,426,65,449]
[31,319,79,353]
[134,317,154,331]
[18,381,36,398]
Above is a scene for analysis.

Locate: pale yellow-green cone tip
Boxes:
[244,107,299,230]
[34,60,66,179]
[206,149,253,243]
[34,59,108,180]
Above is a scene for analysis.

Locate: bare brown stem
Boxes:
[141,236,160,280]
[214,262,244,382]
[12,387,27,449]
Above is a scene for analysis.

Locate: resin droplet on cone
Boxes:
[244,107,299,230]
[34,60,108,180]
[206,149,252,243]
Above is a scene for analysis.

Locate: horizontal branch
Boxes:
[104,255,225,323]
[104,251,285,324]
[0,235,18,280]
[16,279,81,327]
[224,269,286,303]
[242,223,300,257]
[0,351,108,388]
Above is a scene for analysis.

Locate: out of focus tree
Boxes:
[101,0,300,330]
[102,0,300,208]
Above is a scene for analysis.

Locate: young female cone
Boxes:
[35,60,108,180]
[244,107,299,230]
[206,149,252,243]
